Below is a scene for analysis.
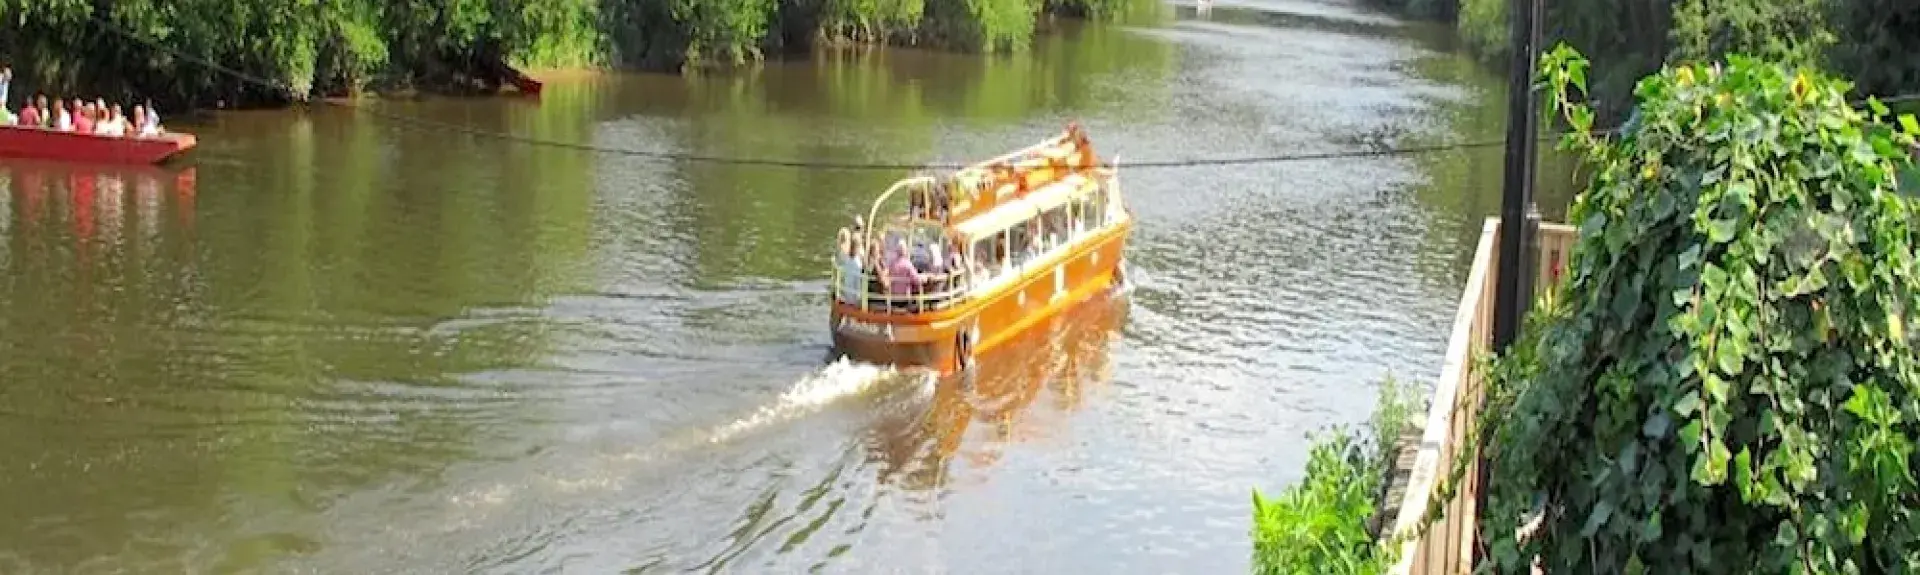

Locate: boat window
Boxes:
[972,237,996,280]
[1008,221,1033,268]
[1068,196,1085,236]
[993,231,1011,275]
[1085,184,1108,229]
[1041,206,1069,249]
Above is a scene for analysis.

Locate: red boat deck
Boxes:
[0,126,196,165]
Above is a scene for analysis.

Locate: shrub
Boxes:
[1472,44,1920,573]
[1251,377,1422,575]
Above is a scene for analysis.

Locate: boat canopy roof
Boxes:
[952,173,1090,241]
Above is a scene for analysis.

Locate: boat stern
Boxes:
[828,304,961,373]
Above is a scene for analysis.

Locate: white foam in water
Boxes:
[703,357,908,445]
[602,357,926,466]
[443,359,923,514]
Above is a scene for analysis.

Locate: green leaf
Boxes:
[1581,499,1615,537]
[1734,447,1754,500]
[1707,217,1741,244]
[1901,113,1919,135]
[1702,263,1728,293]
[1674,391,1703,417]
[1844,501,1868,545]
[1786,266,1829,296]
[1643,412,1672,438]
[1844,384,1881,421]
[1704,373,1729,403]
[1715,340,1745,375]
[1680,419,1703,449]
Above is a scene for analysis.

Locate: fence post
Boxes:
[1518,202,1541,316]
[1491,0,1542,352]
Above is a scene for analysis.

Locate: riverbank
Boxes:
[0,0,1158,114]
[1368,0,1920,125]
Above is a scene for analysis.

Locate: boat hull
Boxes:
[0,126,196,165]
[829,218,1132,375]
[512,77,543,96]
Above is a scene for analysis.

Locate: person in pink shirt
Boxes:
[18,98,39,127]
[71,101,93,134]
[884,238,921,306]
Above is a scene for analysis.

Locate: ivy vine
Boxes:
[1467,45,1920,574]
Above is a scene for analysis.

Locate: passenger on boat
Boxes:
[102,104,129,137]
[908,188,928,220]
[0,66,10,109]
[918,243,946,294]
[94,110,118,136]
[932,181,952,220]
[33,95,49,127]
[1026,219,1046,258]
[835,228,865,304]
[72,101,94,134]
[144,99,162,133]
[52,99,71,131]
[882,238,922,305]
[18,98,39,127]
[133,106,159,137]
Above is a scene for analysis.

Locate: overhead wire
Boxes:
[86,15,1920,171]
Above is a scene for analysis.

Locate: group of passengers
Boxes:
[907,181,953,222]
[0,66,165,137]
[834,217,968,309]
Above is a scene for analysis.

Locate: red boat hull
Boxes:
[0,126,196,165]
[512,76,543,96]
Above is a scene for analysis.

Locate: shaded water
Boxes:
[0,1,1575,573]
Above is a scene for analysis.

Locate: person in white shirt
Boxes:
[132,106,158,137]
[53,101,71,131]
[836,228,866,304]
[144,99,161,133]
[92,105,120,137]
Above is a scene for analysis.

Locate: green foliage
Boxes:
[1473,44,1920,573]
[1439,0,1920,127]
[0,0,1114,108]
[672,0,778,65]
[821,0,926,43]
[1669,0,1833,69]
[1252,430,1389,575]
[1250,377,1423,575]
[1825,0,1920,100]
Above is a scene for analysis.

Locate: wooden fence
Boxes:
[1386,217,1576,575]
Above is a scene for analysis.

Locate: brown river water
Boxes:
[0,1,1575,572]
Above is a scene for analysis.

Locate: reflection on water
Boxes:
[0,0,1579,573]
[867,293,1129,494]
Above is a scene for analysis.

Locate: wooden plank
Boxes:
[1388,218,1499,575]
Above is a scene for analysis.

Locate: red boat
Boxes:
[0,125,196,165]
[511,75,543,96]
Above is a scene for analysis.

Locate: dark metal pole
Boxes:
[1491,0,1542,351]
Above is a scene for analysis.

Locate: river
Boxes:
[0,1,1575,573]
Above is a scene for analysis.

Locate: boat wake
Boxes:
[603,357,933,466]
[701,357,930,445]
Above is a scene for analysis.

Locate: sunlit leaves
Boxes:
[1476,45,1920,574]
[1250,378,1422,575]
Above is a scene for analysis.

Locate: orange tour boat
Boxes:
[828,122,1134,374]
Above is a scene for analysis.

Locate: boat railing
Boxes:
[865,176,939,244]
[831,262,978,313]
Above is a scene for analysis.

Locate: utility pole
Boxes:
[1491,0,1543,350]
